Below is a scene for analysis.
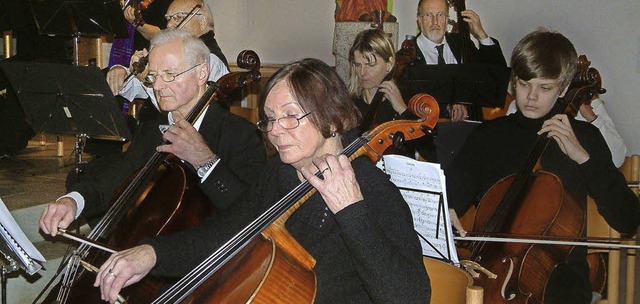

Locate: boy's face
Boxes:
[514,77,568,119]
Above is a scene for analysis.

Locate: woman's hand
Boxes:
[539,114,590,164]
[378,80,407,115]
[301,154,364,213]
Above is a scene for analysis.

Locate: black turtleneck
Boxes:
[445,110,639,303]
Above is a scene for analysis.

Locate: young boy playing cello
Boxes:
[446,28,639,303]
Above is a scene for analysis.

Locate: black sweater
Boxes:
[147,154,431,303]
[446,110,639,303]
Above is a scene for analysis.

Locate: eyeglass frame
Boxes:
[164,11,203,23]
[256,112,313,133]
[144,63,204,85]
[418,11,448,20]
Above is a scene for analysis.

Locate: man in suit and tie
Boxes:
[39,29,266,238]
[414,0,506,121]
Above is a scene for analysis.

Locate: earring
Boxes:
[331,132,337,137]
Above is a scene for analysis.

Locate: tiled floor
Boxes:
[1,135,77,211]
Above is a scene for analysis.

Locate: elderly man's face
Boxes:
[418,0,449,44]
[165,0,204,36]
[148,40,203,114]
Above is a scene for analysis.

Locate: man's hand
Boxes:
[461,10,488,40]
[95,245,157,303]
[539,114,590,164]
[449,208,467,237]
[39,197,77,237]
[449,104,469,122]
[156,116,215,168]
[106,67,128,96]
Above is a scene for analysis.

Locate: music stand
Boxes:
[0,196,46,304]
[0,61,132,173]
[403,63,511,120]
[28,0,128,65]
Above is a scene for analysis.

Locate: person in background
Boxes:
[507,96,628,167]
[446,28,639,303]
[348,29,415,126]
[107,0,228,108]
[39,29,265,248]
[413,0,506,121]
[89,58,431,304]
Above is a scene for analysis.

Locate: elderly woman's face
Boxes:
[264,81,333,171]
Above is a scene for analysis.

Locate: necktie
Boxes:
[436,44,445,65]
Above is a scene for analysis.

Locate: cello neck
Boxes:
[453,0,472,63]
[153,116,440,303]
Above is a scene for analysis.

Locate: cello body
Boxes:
[41,51,262,303]
[181,225,317,304]
[470,171,585,303]
[43,156,213,303]
[151,96,440,304]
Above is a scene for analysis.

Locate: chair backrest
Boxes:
[482,92,513,121]
[423,257,474,304]
[589,155,639,304]
[230,105,259,124]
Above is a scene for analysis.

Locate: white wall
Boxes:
[210,0,640,155]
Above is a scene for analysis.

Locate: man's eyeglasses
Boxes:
[164,11,202,23]
[256,112,312,132]
[144,63,203,84]
[419,12,448,20]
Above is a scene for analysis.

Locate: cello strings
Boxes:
[154,136,368,303]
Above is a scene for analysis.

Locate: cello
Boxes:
[40,51,261,304]
[151,94,440,303]
[459,64,608,303]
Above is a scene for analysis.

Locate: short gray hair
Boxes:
[150,28,210,67]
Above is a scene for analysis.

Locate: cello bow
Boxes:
[152,94,440,304]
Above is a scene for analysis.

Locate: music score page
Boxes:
[380,155,459,264]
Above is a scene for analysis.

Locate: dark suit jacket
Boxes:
[414,32,507,66]
[67,102,266,221]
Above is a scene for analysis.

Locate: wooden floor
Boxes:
[1,135,639,304]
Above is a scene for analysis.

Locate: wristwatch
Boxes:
[197,154,220,178]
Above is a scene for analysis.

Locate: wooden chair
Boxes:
[423,257,483,304]
[482,92,514,121]
[230,105,259,124]
[590,155,639,304]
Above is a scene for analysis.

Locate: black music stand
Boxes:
[29,0,128,64]
[0,61,132,172]
[403,63,511,120]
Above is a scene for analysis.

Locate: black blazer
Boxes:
[414,32,507,66]
[67,102,266,220]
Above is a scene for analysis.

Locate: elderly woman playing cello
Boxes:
[94,58,431,303]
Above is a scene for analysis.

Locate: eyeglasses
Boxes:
[256,112,312,132]
[144,63,203,84]
[164,11,202,23]
[419,12,448,20]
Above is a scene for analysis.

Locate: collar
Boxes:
[417,32,448,51]
[168,104,209,131]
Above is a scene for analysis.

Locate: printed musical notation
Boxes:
[0,197,45,275]
[381,155,459,264]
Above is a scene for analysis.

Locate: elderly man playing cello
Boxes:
[39,29,265,252]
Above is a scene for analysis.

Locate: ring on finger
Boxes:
[108,269,117,277]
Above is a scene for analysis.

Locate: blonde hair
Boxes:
[347,29,396,98]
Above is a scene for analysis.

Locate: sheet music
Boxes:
[381,155,459,264]
[0,197,45,275]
